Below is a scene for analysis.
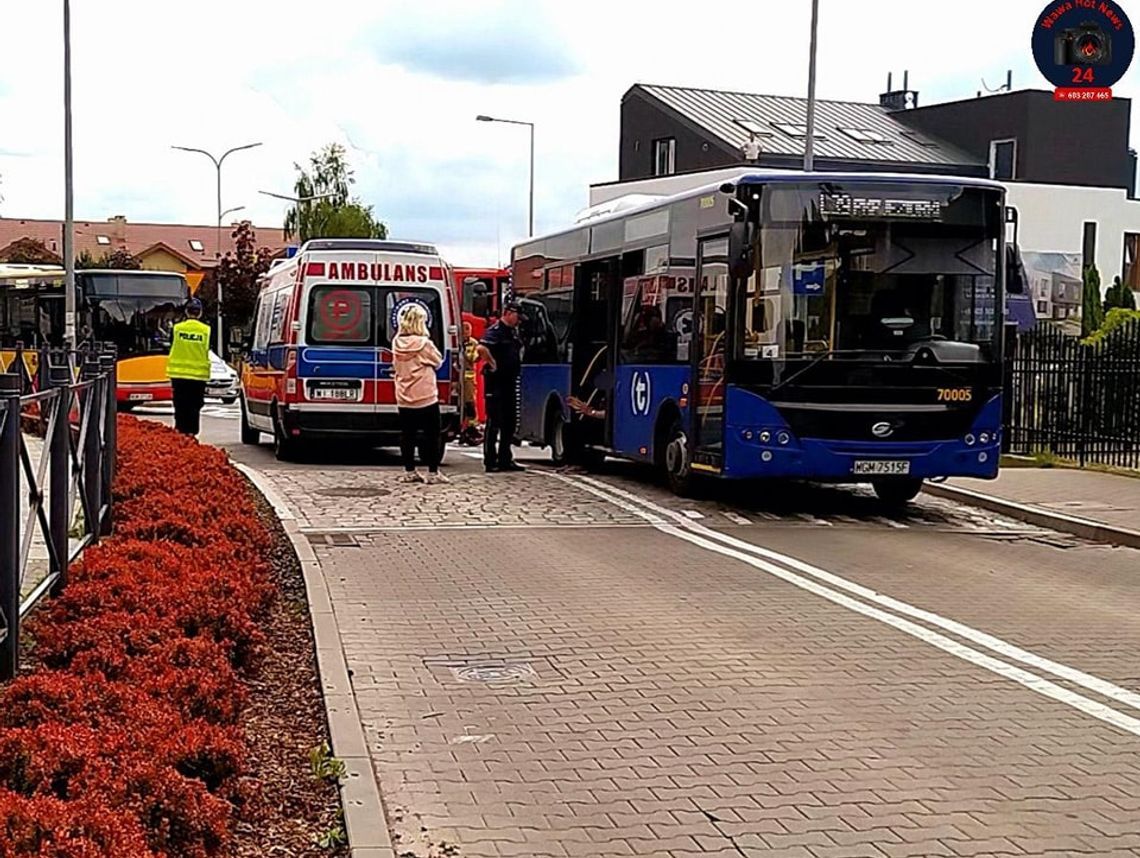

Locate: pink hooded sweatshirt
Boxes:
[392,334,444,409]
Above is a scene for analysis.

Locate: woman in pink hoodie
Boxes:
[392,304,448,483]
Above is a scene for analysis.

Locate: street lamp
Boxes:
[63,0,75,347]
[803,0,821,172]
[220,205,245,222]
[258,190,339,203]
[171,141,263,350]
[476,114,534,237]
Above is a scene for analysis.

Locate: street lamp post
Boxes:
[476,115,535,237]
[63,0,75,347]
[171,141,263,351]
[803,0,821,172]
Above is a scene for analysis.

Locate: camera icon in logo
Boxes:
[1054,20,1113,66]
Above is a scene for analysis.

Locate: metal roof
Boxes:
[634,84,982,167]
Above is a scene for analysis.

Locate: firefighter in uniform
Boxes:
[166,298,212,436]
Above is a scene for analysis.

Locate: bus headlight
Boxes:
[761,451,773,462]
[759,431,771,443]
[743,430,754,440]
[979,432,991,444]
[978,452,988,463]
[964,433,976,446]
[777,432,790,445]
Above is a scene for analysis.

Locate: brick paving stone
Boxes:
[260,457,1140,857]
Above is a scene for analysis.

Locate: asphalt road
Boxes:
[138,403,1140,857]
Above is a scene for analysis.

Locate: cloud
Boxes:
[366,0,580,84]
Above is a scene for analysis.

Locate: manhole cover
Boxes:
[452,662,536,684]
[317,486,391,498]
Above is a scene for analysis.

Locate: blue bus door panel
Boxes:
[612,365,690,462]
[518,364,572,444]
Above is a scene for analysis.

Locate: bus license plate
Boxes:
[310,386,361,402]
[128,393,153,402]
[853,460,910,475]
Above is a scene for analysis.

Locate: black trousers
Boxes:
[171,379,206,436]
[398,403,441,472]
[483,384,518,468]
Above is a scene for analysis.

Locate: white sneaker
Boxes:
[399,470,424,483]
[425,472,450,484]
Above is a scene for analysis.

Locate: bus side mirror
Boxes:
[1005,245,1026,295]
[728,221,754,280]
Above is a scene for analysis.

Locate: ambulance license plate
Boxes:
[128,393,153,402]
[309,384,361,402]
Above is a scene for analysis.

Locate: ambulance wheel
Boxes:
[272,410,301,462]
[872,478,923,507]
[663,415,695,497]
[239,396,260,445]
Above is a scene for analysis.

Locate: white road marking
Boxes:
[681,509,704,520]
[795,512,833,526]
[722,512,751,526]
[560,473,1140,730]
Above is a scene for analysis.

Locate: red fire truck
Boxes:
[453,267,510,426]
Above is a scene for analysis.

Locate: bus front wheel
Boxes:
[872,478,923,506]
[547,407,570,466]
[663,417,694,497]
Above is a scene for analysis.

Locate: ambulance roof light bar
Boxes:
[298,238,439,255]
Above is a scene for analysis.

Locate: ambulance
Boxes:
[238,238,462,461]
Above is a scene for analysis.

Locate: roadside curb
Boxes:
[236,463,395,858]
[924,482,1140,550]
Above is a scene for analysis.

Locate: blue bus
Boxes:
[510,171,1027,504]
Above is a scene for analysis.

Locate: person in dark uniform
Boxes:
[476,300,524,473]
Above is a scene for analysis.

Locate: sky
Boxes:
[0,0,1136,266]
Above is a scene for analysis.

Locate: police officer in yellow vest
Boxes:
[166,298,212,436]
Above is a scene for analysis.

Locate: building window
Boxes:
[1083,222,1098,271]
[1037,300,1048,314]
[95,235,111,246]
[652,138,675,176]
[773,123,827,140]
[1123,233,1140,291]
[732,119,771,137]
[188,239,205,252]
[838,127,889,143]
[989,139,1016,180]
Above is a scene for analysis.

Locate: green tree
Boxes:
[75,247,142,270]
[1081,264,1105,338]
[1103,274,1137,311]
[0,237,61,265]
[195,221,275,337]
[283,143,387,242]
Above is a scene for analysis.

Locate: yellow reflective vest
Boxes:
[166,319,212,381]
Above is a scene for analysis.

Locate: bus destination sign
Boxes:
[819,192,944,221]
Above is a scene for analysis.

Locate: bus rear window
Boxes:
[308,286,373,344]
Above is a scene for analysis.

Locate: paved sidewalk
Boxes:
[248,454,1140,858]
[934,468,1140,547]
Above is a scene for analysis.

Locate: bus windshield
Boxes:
[80,272,189,357]
[741,183,1002,365]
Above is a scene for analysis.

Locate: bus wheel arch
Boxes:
[545,395,570,465]
[655,401,694,496]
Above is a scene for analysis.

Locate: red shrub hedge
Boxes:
[0,417,275,856]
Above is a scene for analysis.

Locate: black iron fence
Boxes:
[1007,320,1140,469]
[0,345,117,680]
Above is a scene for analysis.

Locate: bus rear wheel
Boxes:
[872,478,923,506]
[663,416,694,497]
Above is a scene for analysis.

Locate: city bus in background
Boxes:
[239,238,462,461]
[510,171,1025,504]
[0,266,190,408]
